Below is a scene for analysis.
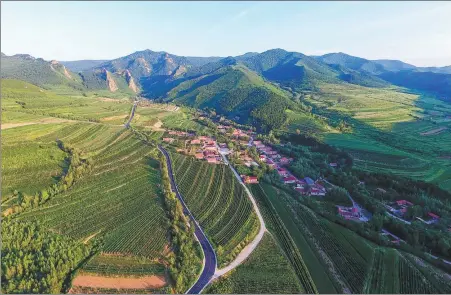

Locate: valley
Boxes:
[1,47,451,295]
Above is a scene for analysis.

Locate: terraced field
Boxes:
[17,126,169,260]
[170,153,259,267]
[294,83,451,191]
[205,233,303,294]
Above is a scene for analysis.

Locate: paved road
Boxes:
[158,145,217,294]
[124,101,138,128]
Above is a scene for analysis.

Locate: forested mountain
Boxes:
[2,48,450,101]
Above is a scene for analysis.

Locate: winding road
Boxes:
[158,145,217,294]
[212,145,267,279]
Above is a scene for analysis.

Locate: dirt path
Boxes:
[1,118,75,130]
[72,274,166,289]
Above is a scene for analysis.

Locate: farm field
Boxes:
[255,181,451,294]
[170,153,259,267]
[291,82,451,191]
[1,79,134,125]
[10,124,170,288]
[248,184,320,294]
[205,233,303,294]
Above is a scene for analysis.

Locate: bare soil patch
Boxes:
[420,127,447,136]
[83,231,102,244]
[72,274,166,289]
[1,118,75,130]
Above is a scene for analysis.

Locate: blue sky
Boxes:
[2,1,451,66]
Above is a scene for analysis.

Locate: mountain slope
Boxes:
[162,63,298,131]
[0,54,84,90]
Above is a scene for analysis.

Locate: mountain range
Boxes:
[2,49,450,129]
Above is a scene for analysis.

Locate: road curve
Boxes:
[157,145,217,294]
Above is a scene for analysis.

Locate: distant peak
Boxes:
[12,53,36,60]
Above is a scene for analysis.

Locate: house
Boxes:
[256,144,265,149]
[253,140,262,146]
[280,157,291,165]
[310,187,326,196]
[267,151,278,156]
[206,157,219,164]
[329,162,338,167]
[296,179,307,186]
[283,176,297,184]
[396,200,414,206]
[191,139,201,145]
[338,206,360,219]
[259,155,267,161]
[295,187,308,195]
[163,137,174,143]
[195,153,204,159]
[243,175,259,184]
[304,177,315,185]
[266,159,276,169]
[277,168,289,177]
[428,212,440,220]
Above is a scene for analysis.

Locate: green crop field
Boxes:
[17,126,169,260]
[80,254,166,277]
[248,184,319,294]
[205,233,303,294]
[254,181,451,294]
[283,82,451,192]
[170,153,259,267]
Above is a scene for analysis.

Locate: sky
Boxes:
[2,1,451,67]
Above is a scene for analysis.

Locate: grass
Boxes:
[170,153,259,267]
[204,233,303,294]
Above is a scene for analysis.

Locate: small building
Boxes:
[310,187,326,196]
[277,168,289,177]
[396,200,414,206]
[283,176,297,184]
[295,186,307,195]
[259,155,267,161]
[191,139,201,145]
[195,153,204,160]
[280,157,291,165]
[329,162,338,167]
[243,175,259,184]
[266,159,276,169]
[428,212,440,220]
[163,137,175,143]
[206,157,219,164]
[253,140,262,146]
[304,177,315,185]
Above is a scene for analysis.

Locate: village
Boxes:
[161,122,368,222]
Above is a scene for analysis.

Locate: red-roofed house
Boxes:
[163,137,174,143]
[396,200,414,206]
[310,187,326,196]
[283,176,297,184]
[428,212,440,219]
[280,157,291,165]
[259,155,267,161]
[195,153,204,159]
[191,139,201,145]
[266,159,276,169]
[277,168,289,177]
[295,187,307,195]
[206,157,219,164]
[253,140,262,146]
[243,176,259,184]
